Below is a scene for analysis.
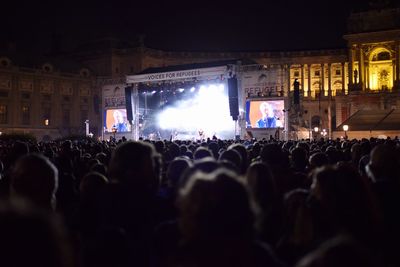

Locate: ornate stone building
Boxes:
[0,55,100,140]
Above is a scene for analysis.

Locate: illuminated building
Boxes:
[77,5,398,140]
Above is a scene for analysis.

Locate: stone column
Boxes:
[308,64,312,97]
[328,63,332,97]
[287,64,291,96]
[280,65,285,97]
[301,64,305,96]
[327,63,332,139]
[348,46,354,89]
[393,59,396,89]
[321,63,325,96]
[358,44,365,90]
[341,62,346,94]
[396,42,400,87]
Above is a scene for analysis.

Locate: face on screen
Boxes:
[260,102,274,118]
[247,100,284,128]
[105,109,131,132]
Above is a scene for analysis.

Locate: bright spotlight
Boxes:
[157,83,234,139]
[151,90,156,94]
[178,88,185,92]
[199,85,207,94]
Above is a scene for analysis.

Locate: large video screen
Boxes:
[246,100,285,128]
[105,109,131,133]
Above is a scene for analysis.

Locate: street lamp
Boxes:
[343,124,349,140]
[321,129,327,138]
[84,120,89,136]
[313,127,319,140]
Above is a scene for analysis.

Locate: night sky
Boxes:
[0,0,394,54]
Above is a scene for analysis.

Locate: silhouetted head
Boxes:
[207,141,219,159]
[246,162,277,211]
[168,142,181,160]
[309,152,329,169]
[154,140,165,154]
[194,147,212,160]
[260,143,286,168]
[166,156,192,189]
[108,141,159,191]
[10,153,58,210]
[179,157,220,188]
[228,143,248,174]
[309,164,379,242]
[291,147,308,172]
[80,171,109,200]
[178,168,254,242]
[366,144,400,182]
[218,149,242,170]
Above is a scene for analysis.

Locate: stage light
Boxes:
[199,85,207,94]
[178,88,185,92]
[156,83,234,138]
[151,90,156,94]
[190,87,195,92]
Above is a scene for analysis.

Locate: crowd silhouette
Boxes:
[0,136,399,267]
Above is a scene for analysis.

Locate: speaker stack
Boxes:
[227,76,239,121]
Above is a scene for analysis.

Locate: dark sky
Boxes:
[0,0,386,53]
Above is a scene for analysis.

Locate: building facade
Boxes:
[0,57,100,140]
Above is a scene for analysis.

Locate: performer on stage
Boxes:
[198,129,205,140]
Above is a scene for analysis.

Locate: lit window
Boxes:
[22,106,30,125]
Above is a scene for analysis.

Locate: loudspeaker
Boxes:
[228,77,239,120]
[93,95,100,114]
[125,86,133,123]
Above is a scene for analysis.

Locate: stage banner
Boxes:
[241,68,284,96]
[126,66,227,83]
[103,84,126,108]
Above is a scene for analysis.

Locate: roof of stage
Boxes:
[336,109,400,131]
[137,59,257,75]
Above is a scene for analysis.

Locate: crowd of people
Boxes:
[0,135,399,267]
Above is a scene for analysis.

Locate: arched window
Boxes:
[368,48,393,90]
[311,115,321,128]
[372,51,390,61]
